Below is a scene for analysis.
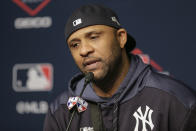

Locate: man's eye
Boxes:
[90,36,99,40]
[71,43,79,48]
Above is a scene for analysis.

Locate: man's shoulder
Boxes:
[49,91,70,114]
[144,70,196,109]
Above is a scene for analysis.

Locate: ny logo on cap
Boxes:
[73,18,82,26]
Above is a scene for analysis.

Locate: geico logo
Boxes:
[16,101,48,114]
[14,16,52,29]
[22,0,43,3]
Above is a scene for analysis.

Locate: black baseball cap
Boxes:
[65,4,136,52]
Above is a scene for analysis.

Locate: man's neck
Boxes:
[92,52,131,98]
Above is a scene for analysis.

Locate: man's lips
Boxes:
[83,58,101,70]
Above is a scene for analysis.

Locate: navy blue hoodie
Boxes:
[43,55,196,131]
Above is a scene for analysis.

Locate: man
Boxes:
[44,4,196,131]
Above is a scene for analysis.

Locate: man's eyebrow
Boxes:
[68,38,80,45]
[68,30,103,44]
[85,30,103,37]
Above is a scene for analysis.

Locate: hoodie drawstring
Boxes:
[113,97,119,131]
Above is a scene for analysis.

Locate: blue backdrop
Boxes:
[1,0,196,130]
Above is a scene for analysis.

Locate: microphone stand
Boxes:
[66,72,94,131]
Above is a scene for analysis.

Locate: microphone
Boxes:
[66,72,94,131]
[80,72,94,96]
[85,72,94,84]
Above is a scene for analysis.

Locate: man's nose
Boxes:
[79,41,94,57]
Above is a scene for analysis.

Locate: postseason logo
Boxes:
[12,0,52,29]
[12,0,51,16]
[12,63,53,92]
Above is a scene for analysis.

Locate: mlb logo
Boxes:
[12,63,53,92]
[73,18,82,26]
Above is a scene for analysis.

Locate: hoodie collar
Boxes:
[68,54,150,105]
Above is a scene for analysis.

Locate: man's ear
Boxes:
[116,28,127,48]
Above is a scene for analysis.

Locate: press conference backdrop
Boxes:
[1,0,196,130]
